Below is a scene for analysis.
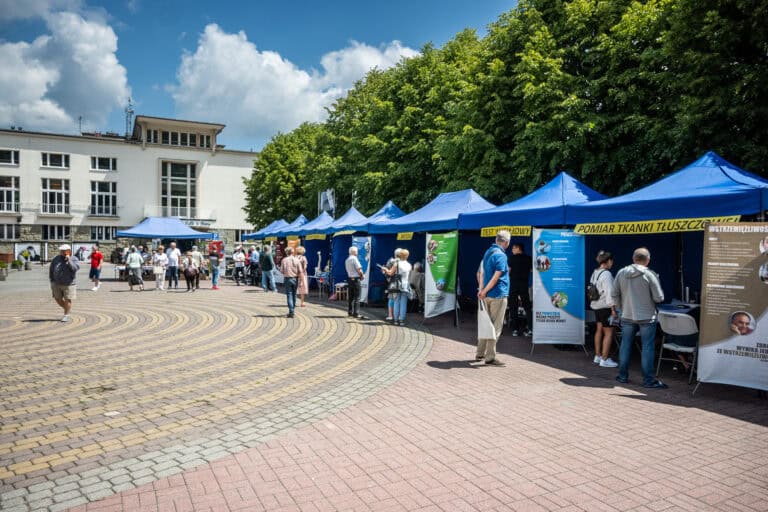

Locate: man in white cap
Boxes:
[49,244,80,322]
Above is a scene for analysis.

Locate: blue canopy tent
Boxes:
[367,190,494,305]
[241,219,288,240]
[329,202,406,292]
[270,214,308,239]
[457,172,608,299]
[116,217,215,239]
[295,212,335,278]
[569,151,768,301]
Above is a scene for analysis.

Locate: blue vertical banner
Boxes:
[352,236,371,303]
[531,229,585,346]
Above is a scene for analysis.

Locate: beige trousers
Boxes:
[476,297,507,362]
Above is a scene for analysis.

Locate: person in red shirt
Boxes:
[90,244,104,291]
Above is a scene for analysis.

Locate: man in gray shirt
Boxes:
[345,246,366,319]
[612,247,666,388]
[49,244,80,322]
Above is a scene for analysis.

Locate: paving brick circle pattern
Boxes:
[0,270,431,511]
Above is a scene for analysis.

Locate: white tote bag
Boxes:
[477,300,496,340]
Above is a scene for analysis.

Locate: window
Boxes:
[0,176,19,212]
[235,229,247,242]
[161,161,196,218]
[90,226,116,241]
[90,157,118,171]
[42,225,70,240]
[170,132,179,145]
[0,149,20,165]
[161,131,170,144]
[0,224,18,240]
[202,135,211,148]
[90,181,117,216]
[41,152,70,168]
[180,133,188,146]
[189,134,196,146]
[147,129,159,143]
[41,178,70,214]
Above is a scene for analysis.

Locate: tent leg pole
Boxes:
[692,381,702,396]
[530,343,535,356]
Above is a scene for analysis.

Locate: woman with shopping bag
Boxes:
[476,230,512,366]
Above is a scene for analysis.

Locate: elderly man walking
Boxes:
[280,246,301,318]
[345,246,366,319]
[49,244,80,322]
[613,247,667,388]
[476,230,511,366]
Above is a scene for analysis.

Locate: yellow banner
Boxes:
[480,226,532,237]
[397,232,414,240]
[305,234,326,241]
[333,230,355,237]
[264,236,277,242]
[574,216,741,235]
[286,235,299,241]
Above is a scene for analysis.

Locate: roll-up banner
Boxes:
[424,231,458,318]
[352,236,372,304]
[532,229,585,346]
[697,223,768,391]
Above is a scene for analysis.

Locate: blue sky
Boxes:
[0,0,513,151]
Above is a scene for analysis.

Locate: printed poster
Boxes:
[424,231,458,318]
[698,223,768,391]
[531,229,585,346]
[352,236,371,303]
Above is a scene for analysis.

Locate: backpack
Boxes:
[587,270,606,301]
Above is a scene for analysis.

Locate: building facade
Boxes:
[0,116,256,261]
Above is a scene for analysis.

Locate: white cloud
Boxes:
[0,8,129,133]
[170,24,418,147]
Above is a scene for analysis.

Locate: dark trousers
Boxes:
[249,263,259,285]
[234,266,245,284]
[167,266,179,288]
[348,278,361,316]
[509,284,532,331]
[284,277,297,314]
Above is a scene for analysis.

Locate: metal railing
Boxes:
[89,205,118,216]
[0,201,20,213]
[41,203,70,214]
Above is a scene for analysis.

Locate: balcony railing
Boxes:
[89,205,118,216]
[41,203,70,214]
[0,201,20,213]
[143,205,216,220]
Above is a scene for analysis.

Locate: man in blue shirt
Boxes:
[476,230,511,366]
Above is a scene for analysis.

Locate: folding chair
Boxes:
[656,311,699,384]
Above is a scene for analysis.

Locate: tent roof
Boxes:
[368,189,494,234]
[271,214,308,238]
[296,211,335,236]
[116,217,214,239]
[458,172,607,230]
[241,219,287,240]
[336,201,407,233]
[568,151,768,223]
[325,207,368,233]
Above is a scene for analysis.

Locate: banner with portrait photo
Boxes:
[352,236,371,303]
[531,229,585,346]
[14,243,42,263]
[424,231,458,318]
[698,223,768,391]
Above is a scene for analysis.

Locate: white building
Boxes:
[0,115,256,261]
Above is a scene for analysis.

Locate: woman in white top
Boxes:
[152,246,168,291]
[590,250,618,367]
[384,248,412,326]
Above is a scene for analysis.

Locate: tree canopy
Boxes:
[244,0,768,227]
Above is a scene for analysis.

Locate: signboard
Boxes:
[480,226,532,237]
[424,231,458,318]
[531,229,585,346]
[352,236,371,303]
[697,223,768,391]
[305,234,327,241]
[397,232,413,240]
[574,216,740,235]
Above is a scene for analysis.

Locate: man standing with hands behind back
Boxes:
[613,247,666,388]
[345,246,366,320]
[50,244,80,322]
[476,230,511,366]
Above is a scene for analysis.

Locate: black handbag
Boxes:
[387,262,400,292]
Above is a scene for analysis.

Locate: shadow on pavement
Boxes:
[23,319,59,323]
[426,359,481,370]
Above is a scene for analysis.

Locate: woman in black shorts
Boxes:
[590,251,618,367]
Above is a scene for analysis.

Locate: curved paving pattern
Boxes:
[0,267,431,511]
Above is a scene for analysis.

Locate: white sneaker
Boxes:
[524,330,532,337]
[511,330,519,337]
[61,315,70,322]
[91,287,98,291]
[593,355,602,364]
[600,357,618,368]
